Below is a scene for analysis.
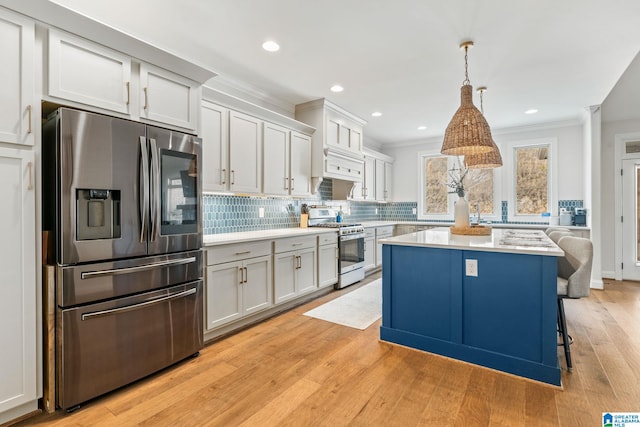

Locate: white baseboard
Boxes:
[601,270,615,280]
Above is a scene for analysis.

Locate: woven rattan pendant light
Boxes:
[441,41,495,156]
[464,86,503,169]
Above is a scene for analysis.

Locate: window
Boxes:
[418,152,499,221]
[465,169,495,216]
[506,138,557,222]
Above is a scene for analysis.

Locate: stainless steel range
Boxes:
[308,207,365,289]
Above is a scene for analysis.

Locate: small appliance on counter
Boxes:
[559,208,572,226]
[574,208,587,226]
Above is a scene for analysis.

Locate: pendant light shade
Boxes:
[464,142,503,169]
[440,41,496,157]
[441,85,495,156]
[463,86,502,168]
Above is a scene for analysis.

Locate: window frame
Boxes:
[417,150,501,222]
[504,137,558,223]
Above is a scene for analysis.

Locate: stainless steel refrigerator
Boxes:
[43,108,204,410]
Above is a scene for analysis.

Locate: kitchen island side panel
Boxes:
[380,243,561,386]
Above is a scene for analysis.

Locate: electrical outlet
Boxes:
[375,208,378,214]
[258,207,265,218]
[412,208,417,215]
[465,259,478,277]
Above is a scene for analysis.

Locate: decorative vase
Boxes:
[454,196,470,229]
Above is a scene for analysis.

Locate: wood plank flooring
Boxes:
[12,274,640,427]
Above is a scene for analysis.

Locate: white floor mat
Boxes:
[303,279,382,330]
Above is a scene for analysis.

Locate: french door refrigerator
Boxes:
[43,108,204,410]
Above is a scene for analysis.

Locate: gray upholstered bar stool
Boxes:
[549,230,574,244]
[556,236,593,371]
[545,226,571,236]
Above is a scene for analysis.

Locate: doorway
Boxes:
[622,158,640,280]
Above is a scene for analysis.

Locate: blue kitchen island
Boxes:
[379,228,564,386]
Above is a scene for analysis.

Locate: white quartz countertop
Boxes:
[203,227,337,246]
[379,227,564,257]
[362,221,397,228]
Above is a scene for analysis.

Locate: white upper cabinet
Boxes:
[289,131,312,196]
[0,9,35,146]
[201,101,229,192]
[229,111,262,193]
[263,122,290,195]
[47,29,199,132]
[48,29,131,115]
[139,62,198,130]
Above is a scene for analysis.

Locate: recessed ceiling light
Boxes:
[525,109,538,114]
[417,126,427,130]
[330,85,344,93]
[371,112,382,117]
[262,40,280,52]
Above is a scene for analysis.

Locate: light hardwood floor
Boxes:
[13,274,640,427]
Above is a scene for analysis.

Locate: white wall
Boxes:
[382,122,585,204]
[600,118,640,275]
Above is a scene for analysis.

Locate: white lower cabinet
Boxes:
[318,233,338,288]
[376,226,394,268]
[205,241,272,330]
[0,148,37,422]
[274,236,317,304]
[364,228,376,271]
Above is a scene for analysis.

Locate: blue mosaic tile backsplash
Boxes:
[202,178,584,234]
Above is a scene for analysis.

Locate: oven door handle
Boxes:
[80,257,197,279]
[339,233,365,242]
[81,287,197,321]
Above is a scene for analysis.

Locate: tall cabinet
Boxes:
[0,8,38,424]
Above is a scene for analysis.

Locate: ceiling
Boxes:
[42,1,640,144]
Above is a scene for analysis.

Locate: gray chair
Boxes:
[545,226,571,236]
[556,236,593,370]
[548,230,574,243]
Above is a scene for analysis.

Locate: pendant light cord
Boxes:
[463,45,471,86]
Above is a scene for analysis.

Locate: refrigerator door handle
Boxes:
[149,138,160,241]
[80,256,198,279]
[81,287,197,320]
[139,137,150,243]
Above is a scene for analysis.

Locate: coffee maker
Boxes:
[574,208,587,226]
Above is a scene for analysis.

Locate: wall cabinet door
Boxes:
[274,252,297,304]
[0,148,36,415]
[206,262,243,329]
[289,131,311,196]
[139,62,198,131]
[350,128,362,153]
[0,9,35,146]
[201,101,229,192]
[375,158,385,201]
[384,161,393,201]
[229,111,262,193]
[243,256,272,315]
[363,156,375,200]
[318,243,338,287]
[48,29,131,115]
[263,122,289,195]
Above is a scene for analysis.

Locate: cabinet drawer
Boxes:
[364,228,376,239]
[325,155,363,180]
[274,235,316,253]
[376,226,394,238]
[206,240,270,265]
[318,233,338,246]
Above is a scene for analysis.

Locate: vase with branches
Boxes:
[447,157,470,228]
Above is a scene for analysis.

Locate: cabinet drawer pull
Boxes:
[221,168,226,185]
[284,177,288,190]
[234,250,251,255]
[27,162,33,190]
[290,177,295,191]
[126,82,130,106]
[27,105,32,134]
[231,170,235,185]
[143,87,149,110]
